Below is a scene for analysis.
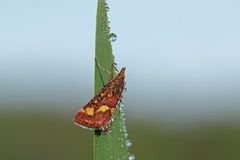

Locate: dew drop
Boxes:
[105,2,110,12]
[126,139,132,148]
[110,33,117,42]
[106,6,110,12]
[119,103,124,108]
[128,155,135,160]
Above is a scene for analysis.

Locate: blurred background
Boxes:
[1,0,240,159]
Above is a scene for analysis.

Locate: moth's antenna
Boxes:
[95,58,105,87]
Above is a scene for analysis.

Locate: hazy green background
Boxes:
[1,112,240,160]
[1,0,240,159]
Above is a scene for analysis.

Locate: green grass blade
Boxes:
[94,0,131,160]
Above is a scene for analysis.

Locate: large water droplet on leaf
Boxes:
[110,33,117,42]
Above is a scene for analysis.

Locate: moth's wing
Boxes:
[73,89,113,130]
[74,67,126,131]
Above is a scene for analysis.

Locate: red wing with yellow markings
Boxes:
[74,67,126,132]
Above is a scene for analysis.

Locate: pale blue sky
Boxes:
[1,0,240,122]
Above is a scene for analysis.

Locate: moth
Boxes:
[74,67,126,132]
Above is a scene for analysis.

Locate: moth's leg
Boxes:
[95,58,116,83]
[95,58,107,87]
[113,62,119,73]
